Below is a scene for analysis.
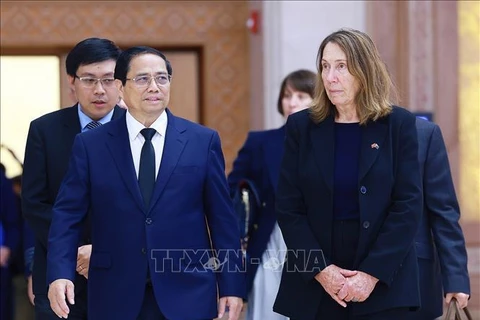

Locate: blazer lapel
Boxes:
[358,119,388,180]
[106,114,145,212]
[310,115,335,192]
[148,110,187,214]
[62,104,82,139]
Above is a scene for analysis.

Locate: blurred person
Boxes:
[273,28,423,320]
[1,167,20,320]
[409,117,470,319]
[8,174,35,320]
[22,37,124,320]
[46,46,244,320]
[228,69,316,320]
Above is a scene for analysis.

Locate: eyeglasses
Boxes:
[75,75,116,88]
[126,74,171,88]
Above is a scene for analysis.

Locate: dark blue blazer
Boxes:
[413,118,470,319]
[0,170,20,320]
[228,126,285,295]
[1,171,20,253]
[274,107,423,319]
[47,110,245,320]
[22,105,125,297]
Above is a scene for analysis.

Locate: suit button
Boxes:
[360,186,367,194]
[141,248,146,254]
[262,202,266,207]
[145,218,152,225]
[362,221,370,229]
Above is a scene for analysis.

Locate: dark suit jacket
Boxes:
[0,171,20,320]
[413,118,470,319]
[46,110,245,320]
[227,126,285,295]
[1,171,20,254]
[273,106,423,319]
[22,104,125,297]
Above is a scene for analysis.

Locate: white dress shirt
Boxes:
[125,110,168,179]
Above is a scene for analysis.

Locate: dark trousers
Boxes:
[314,219,359,320]
[1,266,13,320]
[137,285,166,320]
[308,220,411,320]
[136,284,214,320]
[34,293,87,320]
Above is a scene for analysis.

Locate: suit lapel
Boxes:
[62,104,82,139]
[310,115,335,192]
[264,127,285,190]
[358,119,388,180]
[106,114,145,212]
[60,105,82,165]
[148,110,187,214]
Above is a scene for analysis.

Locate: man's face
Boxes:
[119,53,170,122]
[68,59,119,120]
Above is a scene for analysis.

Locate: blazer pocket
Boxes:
[172,166,199,174]
[90,252,112,269]
[415,242,434,260]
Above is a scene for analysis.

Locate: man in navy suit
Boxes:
[22,38,124,319]
[46,46,244,320]
[410,118,470,319]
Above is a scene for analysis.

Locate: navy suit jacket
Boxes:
[273,107,423,319]
[47,110,245,320]
[414,118,470,319]
[1,171,20,253]
[228,126,285,295]
[22,104,125,297]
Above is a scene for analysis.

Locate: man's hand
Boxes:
[0,246,11,267]
[76,244,92,279]
[315,264,357,307]
[48,279,75,319]
[218,296,243,320]
[337,271,378,303]
[27,275,35,305]
[446,292,469,309]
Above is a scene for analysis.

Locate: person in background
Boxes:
[22,37,124,320]
[228,69,316,320]
[409,117,470,319]
[1,167,20,320]
[46,46,244,320]
[273,28,423,320]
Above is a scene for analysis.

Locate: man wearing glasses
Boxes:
[46,46,245,320]
[22,38,125,320]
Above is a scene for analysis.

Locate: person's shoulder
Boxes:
[80,118,117,140]
[248,127,280,139]
[31,105,77,127]
[384,105,416,125]
[415,117,437,131]
[288,108,310,123]
[171,114,216,137]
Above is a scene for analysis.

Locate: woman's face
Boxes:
[321,42,360,109]
[282,85,313,119]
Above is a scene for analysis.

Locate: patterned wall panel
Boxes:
[0,1,250,172]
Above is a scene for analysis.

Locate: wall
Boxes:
[0,1,250,172]
[249,1,367,130]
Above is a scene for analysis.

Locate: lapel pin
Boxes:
[371,143,379,150]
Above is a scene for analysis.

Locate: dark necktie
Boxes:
[85,121,102,130]
[138,128,156,209]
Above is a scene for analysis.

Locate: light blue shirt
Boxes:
[77,105,115,132]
